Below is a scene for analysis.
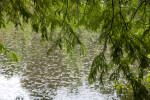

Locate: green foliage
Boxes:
[0,42,21,62]
[0,0,150,99]
[143,73,150,91]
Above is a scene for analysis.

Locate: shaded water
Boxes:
[0,28,119,100]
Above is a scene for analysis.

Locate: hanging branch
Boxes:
[129,0,146,23]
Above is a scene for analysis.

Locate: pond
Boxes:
[0,27,120,100]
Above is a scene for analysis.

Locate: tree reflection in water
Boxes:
[0,30,118,100]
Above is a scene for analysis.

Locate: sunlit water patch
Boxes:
[54,83,118,100]
[0,75,30,100]
[0,74,119,100]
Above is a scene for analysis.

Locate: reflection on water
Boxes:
[0,75,30,100]
[54,83,118,100]
[0,29,119,100]
[0,76,117,100]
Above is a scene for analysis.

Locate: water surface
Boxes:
[0,29,119,100]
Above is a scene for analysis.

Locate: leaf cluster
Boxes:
[0,0,150,99]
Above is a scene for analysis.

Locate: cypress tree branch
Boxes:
[129,0,146,23]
